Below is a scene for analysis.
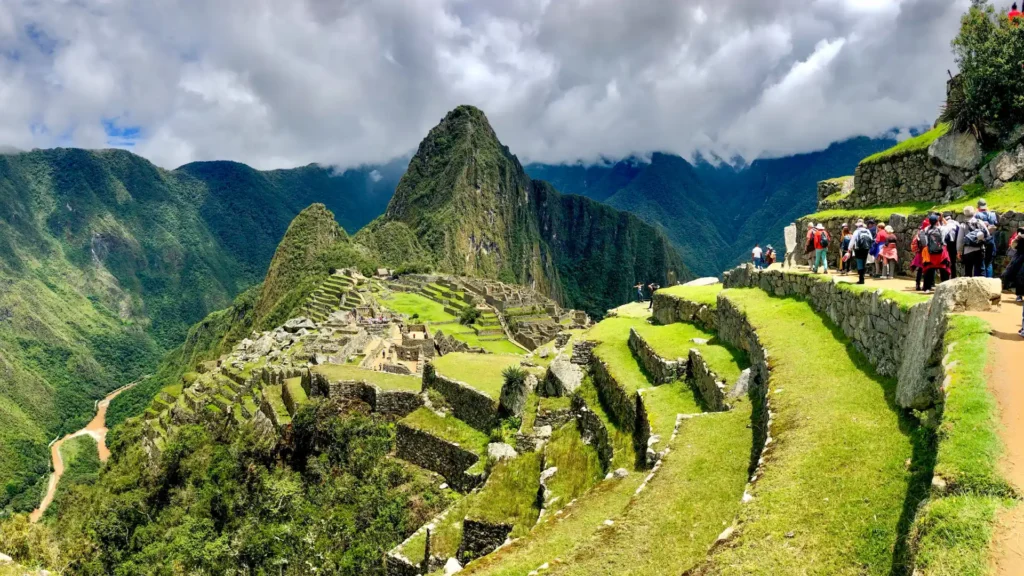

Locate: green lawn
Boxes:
[609,302,653,318]
[543,424,604,510]
[806,182,1024,222]
[860,123,949,165]
[401,407,490,455]
[432,353,525,399]
[283,377,308,408]
[656,284,722,307]
[401,496,473,566]
[449,330,525,355]
[262,385,291,426]
[833,281,931,312]
[467,452,543,538]
[704,289,922,575]
[545,406,753,576]
[910,495,1006,576]
[380,292,456,323]
[632,322,749,384]
[312,364,422,391]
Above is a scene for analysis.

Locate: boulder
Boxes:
[981,144,1024,188]
[784,224,798,254]
[683,277,722,287]
[498,373,529,418]
[896,300,947,410]
[540,357,583,396]
[443,557,463,575]
[928,129,982,171]
[0,552,11,564]
[1003,124,1024,149]
[487,442,518,462]
[284,317,316,333]
[932,277,1002,313]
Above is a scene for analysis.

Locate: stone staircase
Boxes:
[302,271,361,323]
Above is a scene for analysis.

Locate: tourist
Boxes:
[865,219,879,277]
[812,224,830,274]
[850,220,873,285]
[910,218,929,290]
[635,282,645,303]
[957,206,990,278]
[647,283,661,310]
[839,225,853,275]
[944,216,961,278]
[920,214,951,293]
[805,223,816,268]
[1011,3,1023,22]
[880,225,898,279]
[976,199,999,278]
[764,245,777,268]
[752,244,764,270]
[1001,227,1024,303]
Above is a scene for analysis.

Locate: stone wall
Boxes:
[800,210,1024,278]
[722,266,951,410]
[688,348,728,412]
[570,340,597,365]
[571,393,613,472]
[423,364,499,432]
[590,358,650,467]
[395,423,485,492]
[375,390,424,417]
[627,328,685,384]
[848,151,969,210]
[309,371,423,417]
[458,519,512,562]
[651,292,717,330]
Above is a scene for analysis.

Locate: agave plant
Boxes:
[940,75,986,139]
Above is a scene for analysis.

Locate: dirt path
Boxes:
[971,293,1024,575]
[29,381,138,523]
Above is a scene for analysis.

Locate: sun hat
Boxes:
[978,198,988,208]
[816,224,825,230]
[885,225,894,233]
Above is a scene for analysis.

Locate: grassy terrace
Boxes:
[467,452,543,538]
[642,381,701,440]
[587,317,653,395]
[657,284,722,307]
[401,407,490,456]
[833,280,931,312]
[632,321,748,384]
[459,474,646,576]
[543,423,604,510]
[432,353,525,399]
[448,328,524,355]
[577,378,635,472]
[262,385,290,426]
[704,289,922,575]
[283,377,308,409]
[546,406,753,576]
[380,291,456,323]
[805,182,1024,222]
[860,123,949,165]
[311,363,422,391]
[402,496,473,566]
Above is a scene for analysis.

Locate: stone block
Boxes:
[932,277,1002,313]
[540,357,583,396]
[928,129,982,171]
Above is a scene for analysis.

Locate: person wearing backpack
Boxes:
[879,225,899,279]
[849,220,874,284]
[812,224,831,274]
[1001,227,1024,303]
[976,199,999,278]
[839,225,853,275]
[957,206,990,278]
[804,223,817,268]
[920,213,951,293]
[943,217,961,278]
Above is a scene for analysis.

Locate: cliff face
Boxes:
[382,105,688,317]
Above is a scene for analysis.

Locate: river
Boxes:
[29,381,139,523]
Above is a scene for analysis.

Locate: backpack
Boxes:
[964,221,987,247]
[855,231,872,251]
[926,228,944,255]
[818,231,830,248]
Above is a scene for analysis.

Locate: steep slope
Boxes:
[378,105,687,316]
[0,148,399,514]
[526,137,896,276]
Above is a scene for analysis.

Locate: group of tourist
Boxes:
[750,244,777,270]
[634,282,661,309]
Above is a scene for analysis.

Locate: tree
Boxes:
[947,1,1024,140]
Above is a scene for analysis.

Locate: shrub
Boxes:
[948,2,1024,139]
[460,307,482,326]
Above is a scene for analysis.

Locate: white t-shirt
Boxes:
[752,247,763,259]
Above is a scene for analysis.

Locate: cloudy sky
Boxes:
[0,0,971,170]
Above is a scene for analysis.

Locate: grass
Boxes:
[910,495,1007,576]
[467,452,543,538]
[543,423,605,509]
[860,124,949,165]
[432,353,524,399]
[641,381,701,441]
[632,322,749,384]
[448,329,524,355]
[656,284,722,307]
[311,363,422,392]
[262,385,291,426]
[834,281,931,312]
[705,289,923,575]
[538,396,571,412]
[609,302,653,318]
[457,473,646,576]
[380,292,456,323]
[805,182,1024,222]
[521,394,539,433]
[402,407,490,455]
[401,496,474,565]
[586,317,653,395]
[544,407,753,576]
[283,377,308,408]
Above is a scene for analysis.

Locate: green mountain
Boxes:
[525,137,897,276]
[369,105,688,315]
[0,149,402,514]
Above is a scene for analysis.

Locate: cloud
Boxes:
[0,0,971,170]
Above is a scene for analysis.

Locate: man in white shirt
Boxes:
[752,244,764,270]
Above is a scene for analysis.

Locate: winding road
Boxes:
[29,381,139,523]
